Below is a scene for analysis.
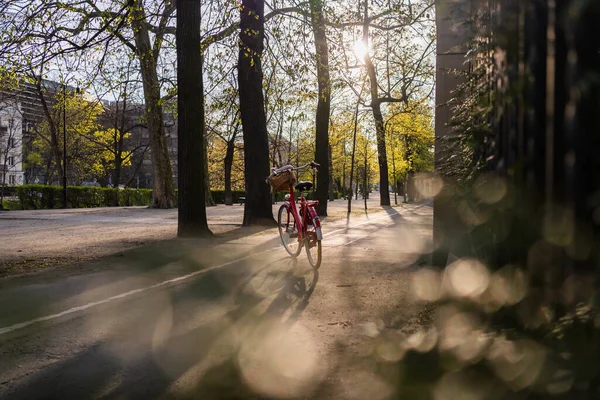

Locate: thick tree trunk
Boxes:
[238,0,274,225]
[309,0,331,216]
[176,0,211,236]
[131,0,175,209]
[224,139,234,206]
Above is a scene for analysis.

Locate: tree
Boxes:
[128,0,176,208]
[88,127,134,188]
[385,100,434,203]
[27,83,104,186]
[309,0,332,216]
[176,0,211,236]
[324,0,434,206]
[1,0,177,208]
[238,0,274,225]
[92,64,148,189]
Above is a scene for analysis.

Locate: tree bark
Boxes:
[176,0,211,236]
[224,139,234,205]
[348,92,361,214]
[328,143,334,200]
[34,78,63,184]
[362,3,390,206]
[204,134,215,206]
[238,0,274,225]
[309,0,331,216]
[131,0,175,209]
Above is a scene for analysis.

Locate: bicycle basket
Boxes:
[269,170,296,191]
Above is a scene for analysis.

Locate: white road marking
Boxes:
[0,210,400,336]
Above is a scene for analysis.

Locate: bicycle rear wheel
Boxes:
[305,220,322,269]
[278,205,302,257]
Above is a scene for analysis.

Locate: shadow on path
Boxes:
[1,255,319,400]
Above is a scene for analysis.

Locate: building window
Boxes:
[8,138,14,148]
[7,156,14,166]
[8,175,15,185]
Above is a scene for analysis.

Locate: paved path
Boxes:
[0,200,433,400]
[0,193,409,277]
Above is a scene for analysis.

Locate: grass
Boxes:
[1,199,21,210]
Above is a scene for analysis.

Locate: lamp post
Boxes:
[62,83,67,209]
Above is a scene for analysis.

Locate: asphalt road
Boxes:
[0,200,433,400]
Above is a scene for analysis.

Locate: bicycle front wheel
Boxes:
[278,205,302,257]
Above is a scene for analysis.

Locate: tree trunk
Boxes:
[362,4,390,206]
[0,159,7,207]
[328,143,334,200]
[176,0,211,236]
[369,106,390,207]
[238,0,274,225]
[309,0,331,216]
[342,136,347,198]
[131,0,175,209]
[204,134,215,206]
[35,79,63,183]
[348,94,361,214]
[112,154,122,206]
[224,139,234,205]
[391,143,397,205]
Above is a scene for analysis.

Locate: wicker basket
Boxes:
[269,170,296,191]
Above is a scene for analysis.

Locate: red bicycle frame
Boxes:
[284,183,321,242]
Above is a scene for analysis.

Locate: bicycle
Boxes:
[266,162,323,269]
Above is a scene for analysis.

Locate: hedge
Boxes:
[15,185,153,209]
[5,185,341,210]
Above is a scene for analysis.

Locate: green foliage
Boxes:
[10,186,257,209]
[386,99,435,183]
[15,185,152,209]
[28,90,106,185]
[1,199,20,210]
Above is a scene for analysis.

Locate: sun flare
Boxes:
[353,40,369,62]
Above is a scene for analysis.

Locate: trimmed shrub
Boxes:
[15,185,153,209]
[11,185,252,209]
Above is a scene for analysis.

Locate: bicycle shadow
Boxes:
[182,257,320,399]
[228,256,319,326]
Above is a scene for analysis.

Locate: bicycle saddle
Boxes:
[295,181,313,192]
